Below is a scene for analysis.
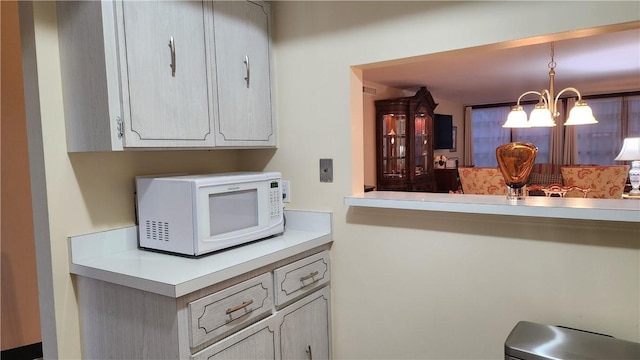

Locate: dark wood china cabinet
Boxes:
[375,87,437,192]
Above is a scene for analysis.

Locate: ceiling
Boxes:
[362,27,640,106]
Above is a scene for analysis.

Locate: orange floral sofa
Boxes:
[560,165,630,199]
[457,167,506,195]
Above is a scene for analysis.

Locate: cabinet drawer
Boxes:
[274,251,330,306]
[188,273,273,348]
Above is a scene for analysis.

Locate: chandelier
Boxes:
[503,42,598,128]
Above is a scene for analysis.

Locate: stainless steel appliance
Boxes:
[505,321,640,360]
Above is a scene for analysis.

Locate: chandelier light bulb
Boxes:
[503,105,530,128]
[528,103,556,127]
[564,100,598,126]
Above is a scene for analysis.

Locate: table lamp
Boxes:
[615,137,640,196]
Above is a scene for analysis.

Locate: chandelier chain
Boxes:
[548,42,556,70]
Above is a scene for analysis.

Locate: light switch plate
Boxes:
[320,159,333,182]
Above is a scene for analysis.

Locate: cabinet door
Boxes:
[57,1,124,152]
[191,316,278,360]
[278,287,331,360]
[117,0,215,147]
[212,1,276,147]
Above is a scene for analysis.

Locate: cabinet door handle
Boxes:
[168,36,176,77]
[226,300,253,315]
[305,345,312,360]
[244,55,250,88]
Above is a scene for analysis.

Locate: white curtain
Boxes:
[470,106,511,167]
[624,94,640,136]
[463,106,474,166]
[563,98,579,165]
[575,97,623,165]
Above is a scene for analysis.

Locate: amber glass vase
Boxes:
[496,142,538,200]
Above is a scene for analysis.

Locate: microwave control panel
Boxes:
[269,181,282,218]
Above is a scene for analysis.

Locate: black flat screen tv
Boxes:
[434,114,453,149]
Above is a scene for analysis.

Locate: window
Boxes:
[472,104,550,167]
[576,95,640,165]
[576,97,623,165]
[472,93,640,166]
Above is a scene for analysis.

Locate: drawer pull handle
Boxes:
[306,345,312,360]
[300,271,319,283]
[226,300,253,315]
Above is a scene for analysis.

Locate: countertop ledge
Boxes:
[69,210,332,298]
[344,191,639,223]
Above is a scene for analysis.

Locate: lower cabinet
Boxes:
[279,287,331,360]
[191,286,331,360]
[77,250,331,359]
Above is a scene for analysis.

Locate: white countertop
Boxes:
[68,210,333,298]
[345,191,640,223]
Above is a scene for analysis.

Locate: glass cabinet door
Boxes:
[414,114,428,176]
[375,87,436,192]
[382,113,406,178]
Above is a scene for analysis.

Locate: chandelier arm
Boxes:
[515,90,542,105]
[553,87,583,116]
[539,89,552,107]
[541,89,552,101]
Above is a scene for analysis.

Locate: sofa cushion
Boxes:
[457,167,506,195]
[560,165,630,199]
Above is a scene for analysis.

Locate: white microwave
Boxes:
[135,172,284,256]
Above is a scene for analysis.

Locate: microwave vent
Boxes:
[145,220,170,242]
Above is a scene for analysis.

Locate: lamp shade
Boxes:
[528,103,555,127]
[564,100,598,125]
[615,137,640,161]
[503,106,530,128]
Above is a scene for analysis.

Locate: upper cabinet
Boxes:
[212,1,276,147]
[116,1,214,148]
[57,0,276,152]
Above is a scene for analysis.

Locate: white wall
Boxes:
[24,1,640,358]
[269,1,640,359]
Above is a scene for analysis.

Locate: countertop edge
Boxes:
[344,192,640,223]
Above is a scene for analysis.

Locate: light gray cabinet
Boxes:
[76,250,331,359]
[116,0,215,148]
[278,287,331,360]
[57,0,275,151]
[212,1,276,147]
